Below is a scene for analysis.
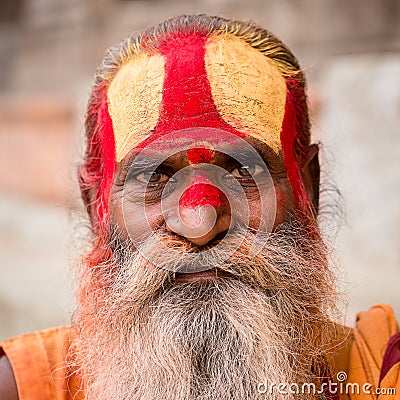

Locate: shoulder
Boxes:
[352,303,399,363]
[0,326,73,400]
[349,304,400,396]
[328,305,399,378]
[355,303,398,332]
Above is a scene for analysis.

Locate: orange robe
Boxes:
[1,304,399,400]
[0,326,83,400]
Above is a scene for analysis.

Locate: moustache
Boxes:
[103,221,329,310]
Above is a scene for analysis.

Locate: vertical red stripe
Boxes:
[98,91,117,221]
[151,32,239,138]
[280,82,313,217]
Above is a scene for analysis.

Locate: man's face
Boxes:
[109,132,295,279]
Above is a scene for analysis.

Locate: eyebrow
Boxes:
[126,156,163,170]
[221,142,283,168]
[120,138,282,169]
[246,140,281,158]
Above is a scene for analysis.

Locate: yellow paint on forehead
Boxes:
[107,53,165,162]
[204,34,287,153]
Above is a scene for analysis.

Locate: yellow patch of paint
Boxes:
[205,34,287,153]
[107,53,165,161]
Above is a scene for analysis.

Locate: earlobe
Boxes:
[300,143,320,215]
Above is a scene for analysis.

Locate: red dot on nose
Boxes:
[187,147,214,164]
[179,183,226,208]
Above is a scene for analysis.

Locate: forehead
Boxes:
[107,33,287,163]
[122,130,282,170]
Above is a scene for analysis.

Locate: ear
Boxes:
[80,186,98,226]
[78,167,99,228]
[300,144,320,215]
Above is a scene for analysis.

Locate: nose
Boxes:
[165,177,230,246]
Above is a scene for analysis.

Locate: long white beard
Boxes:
[69,222,339,400]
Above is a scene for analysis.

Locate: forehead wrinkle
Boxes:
[243,137,284,163]
[119,135,283,170]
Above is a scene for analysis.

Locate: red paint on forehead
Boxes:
[136,32,245,150]
[97,85,117,221]
[179,175,226,209]
[95,32,314,225]
[187,147,214,164]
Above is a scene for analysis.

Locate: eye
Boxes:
[134,171,169,185]
[231,163,265,178]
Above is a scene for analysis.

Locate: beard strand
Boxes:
[69,220,340,400]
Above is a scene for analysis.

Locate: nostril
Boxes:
[211,230,228,243]
[163,231,223,252]
[196,230,229,249]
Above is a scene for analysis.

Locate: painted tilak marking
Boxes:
[98,32,313,220]
[179,176,226,209]
[148,33,244,141]
[97,84,117,221]
[279,80,311,214]
[187,147,215,164]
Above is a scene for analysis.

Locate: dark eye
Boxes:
[135,171,169,184]
[231,164,264,178]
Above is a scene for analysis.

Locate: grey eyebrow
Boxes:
[127,157,163,170]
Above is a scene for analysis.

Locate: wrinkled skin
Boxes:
[110,137,319,252]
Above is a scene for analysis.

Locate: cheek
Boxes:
[273,185,294,227]
[233,183,293,231]
[109,191,165,242]
[231,188,268,230]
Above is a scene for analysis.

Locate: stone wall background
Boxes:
[0,0,399,341]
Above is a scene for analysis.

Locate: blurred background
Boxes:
[0,0,399,341]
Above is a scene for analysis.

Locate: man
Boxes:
[0,14,399,400]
